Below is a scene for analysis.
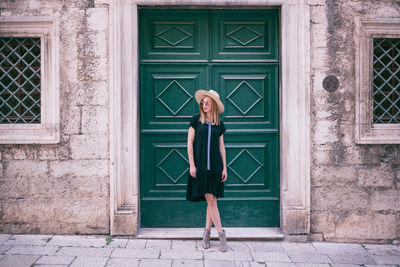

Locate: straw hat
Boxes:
[195,89,225,113]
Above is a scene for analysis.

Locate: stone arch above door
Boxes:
[109,0,311,236]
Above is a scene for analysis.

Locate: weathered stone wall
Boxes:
[0,0,110,234]
[310,0,400,243]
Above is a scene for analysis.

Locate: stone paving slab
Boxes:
[172,259,204,267]
[138,258,172,267]
[204,250,253,261]
[145,239,171,249]
[282,243,318,253]
[56,246,114,257]
[0,234,11,244]
[106,238,129,248]
[171,239,197,250]
[265,263,296,267]
[369,255,400,265]
[312,242,368,255]
[111,248,160,258]
[0,245,13,254]
[251,251,292,263]
[3,234,52,246]
[0,254,40,267]
[252,241,285,252]
[106,257,140,267]
[70,256,109,267]
[126,239,147,249]
[47,235,108,247]
[6,245,59,256]
[364,244,400,256]
[286,251,333,264]
[160,249,203,260]
[328,253,377,265]
[35,255,75,265]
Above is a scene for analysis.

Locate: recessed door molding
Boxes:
[109,0,311,235]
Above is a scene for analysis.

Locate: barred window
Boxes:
[0,37,41,124]
[373,38,400,124]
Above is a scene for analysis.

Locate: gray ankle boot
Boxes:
[202,228,211,249]
[218,230,227,252]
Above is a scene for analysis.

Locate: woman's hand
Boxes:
[190,165,197,178]
[221,168,228,182]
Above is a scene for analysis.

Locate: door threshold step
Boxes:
[137,227,284,240]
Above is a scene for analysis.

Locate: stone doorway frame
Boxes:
[109,0,311,236]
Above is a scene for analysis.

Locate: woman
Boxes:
[186,89,228,252]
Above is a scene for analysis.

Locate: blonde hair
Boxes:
[199,97,221,126]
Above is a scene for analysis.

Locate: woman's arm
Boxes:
[187,126,196,178]
[219,135,228,182]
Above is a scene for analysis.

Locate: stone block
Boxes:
[335,212,398,240]
[311,24,328,48]
[312,166,356,185]
[311,5,328,25]
[1,160,49,197]
[371,190,400,211]
[81,106,109,135]
[86,7,109,32]
[339,124,354,146]
[310,212,335,234]
[60,105,81,135]
[312,48,329,69]
[37,144,70,160]
[309,234,324,242]
[77,56,108,81]
[311,145,332,165]
[2,146,38,160]
[77,30,108,58]
[70,81,109,106]
[95,0,110,5]
[70,134,108,159]
[311,187,369,211]
[358,168,395,188]
[49,160,108,178]
[312,120,339,145]
[106,238,128,248]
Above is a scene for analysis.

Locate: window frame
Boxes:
[0,17,60,144]
[355,18,400,144]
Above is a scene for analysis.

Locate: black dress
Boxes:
[186,114,226,202]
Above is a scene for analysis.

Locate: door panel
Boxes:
[210,10,278,61]
[140,9,280,227]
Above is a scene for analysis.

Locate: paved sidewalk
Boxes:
[0,234,399,267]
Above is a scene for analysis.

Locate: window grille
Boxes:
[373,38,400,124]
[0,37,41,124]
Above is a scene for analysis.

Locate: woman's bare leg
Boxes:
[205,204,213,230]
[205,193,223,232]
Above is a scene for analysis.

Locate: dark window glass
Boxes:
[0,37,41,124]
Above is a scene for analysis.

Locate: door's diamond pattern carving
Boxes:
[157,149,189,184]
[156,25,192,46]
[156,80,192,116]
[228,149,263,184]
[226,25,262,46]
[227,80,263,115]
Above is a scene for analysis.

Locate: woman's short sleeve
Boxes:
[189,115,199,129]
[219,120,226,136]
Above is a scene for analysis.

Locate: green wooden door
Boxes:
[140,9,279,227]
